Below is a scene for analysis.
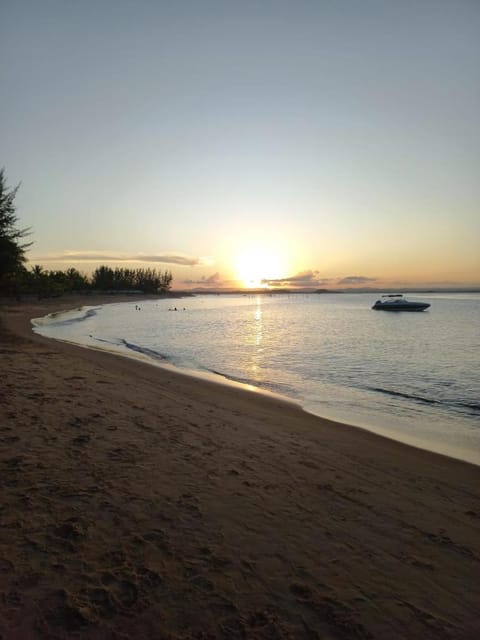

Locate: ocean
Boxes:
[33,292,480,465]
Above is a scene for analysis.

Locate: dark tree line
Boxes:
[18,265,90,298]
[91,266,172,293]
[15,264,172,297]
[0,170,173,298]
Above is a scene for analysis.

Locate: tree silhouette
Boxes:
[31,264,44,278]
[0,169,32,293]
[64,267,89,291]
[91,265,172,293]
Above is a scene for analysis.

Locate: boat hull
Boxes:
[372,302,430,311]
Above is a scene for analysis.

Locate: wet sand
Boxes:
[1,296,479,639]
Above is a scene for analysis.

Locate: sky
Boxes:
[1,0,479,290]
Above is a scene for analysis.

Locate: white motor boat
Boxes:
[372,294,430,312]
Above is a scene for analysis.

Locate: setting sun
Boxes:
[234,247,286,288]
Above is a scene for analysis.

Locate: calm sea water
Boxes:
[33,293,480,465]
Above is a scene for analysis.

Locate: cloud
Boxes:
[28,251,206,266]
[181,272,229,286]
[262,270,332,288]
[337,275,377,285]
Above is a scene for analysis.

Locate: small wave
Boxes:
[369,386,437,405]
[207,368,259,387]
[90,335,118,345]
[34,306,101,328]
[120,339,170,362]
[368,386,480,415]
[206,367,295,397]
[462,402,480,412]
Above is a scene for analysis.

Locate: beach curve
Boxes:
[1,295,479,639]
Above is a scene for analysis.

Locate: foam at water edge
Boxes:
[31,306,101,329]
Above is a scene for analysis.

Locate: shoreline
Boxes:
[1,295,480,638]
[31,295,480,468]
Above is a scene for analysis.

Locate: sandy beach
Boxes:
[1,296,479,639]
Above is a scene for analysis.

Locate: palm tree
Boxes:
[31,264,44,278]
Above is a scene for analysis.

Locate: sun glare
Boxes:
[235,247,285,288]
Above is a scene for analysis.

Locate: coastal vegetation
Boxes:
[91,266,172,294]
[0,169,172,298]
[0,169,32,295]
[14,265,173,298]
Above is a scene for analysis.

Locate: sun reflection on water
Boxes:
[246,296,263,379]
